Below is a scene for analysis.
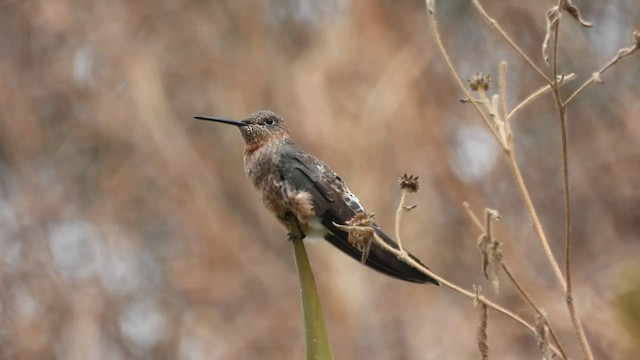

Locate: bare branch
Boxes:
[424,1,502,144]
[535,312,551,360]
[464,203,569,359]
[337,216,565,358]
[476,288,489,360]
[565,32,640,105]
[507,74,576,121]
[548,2,595,358]
[472,0,552,84]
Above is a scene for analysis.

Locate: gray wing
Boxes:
[280,146,438,285]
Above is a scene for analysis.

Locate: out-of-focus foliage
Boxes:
[0,0,638,358]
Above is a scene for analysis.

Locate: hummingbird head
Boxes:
[194,110,289,146]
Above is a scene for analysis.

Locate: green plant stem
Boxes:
[292,236,334,360]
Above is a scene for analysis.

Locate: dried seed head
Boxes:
[343,213,376,263]
[467,72,491,92]
[398,174,419,193]
[535,312,550,360]
[346,212,375,227]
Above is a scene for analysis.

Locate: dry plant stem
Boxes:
[501,264,568,360]
[429,1,595,357]
[427,3,567,297]
[335,223,564,357]
[473,0,567,292]
[427,0,567,290]
[394,190,408,251]
[564,43,640,105]
[424,0,502,146]
[474,89,504,147]
[550,5,572,297]
[549,13,595,360]
[505,149,567,291]
[477,302,489,360]
[498,62,508,124]
[471,0,552,84]
[361,225,564,359]
[507,74,576,121]
[462,202,485,230]
[463,203,569,360]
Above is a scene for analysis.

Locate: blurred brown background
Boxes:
[0,0,639,359]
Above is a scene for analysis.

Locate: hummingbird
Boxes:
[195,110,438,285]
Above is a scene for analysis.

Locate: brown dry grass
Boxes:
[0,1,639,359]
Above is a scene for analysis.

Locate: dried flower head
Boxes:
[398,174,419,193]
[343,212,376,264]
[346,212,375,227]
[467,72,491,92]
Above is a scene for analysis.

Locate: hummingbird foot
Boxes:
[287,232,302,242]
[284,212,306,241]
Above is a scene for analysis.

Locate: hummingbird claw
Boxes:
[287,232,302,242]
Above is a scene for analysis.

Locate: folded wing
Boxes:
[280,147,439,285]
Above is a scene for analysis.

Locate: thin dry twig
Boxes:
[429,4,571,350]
[546,1,595,358]
[471,0,552,84]
[507,74,576,120]
[423,0,503,147]
[394,191,408,252]
[565,31,640,105]
[424,1,634,358]
[464,202,569,360]
[475,287,489,360]
[335,220,564,358]
[505,132,567,287]
[463,64,568,292]
[498,62,508,128]
[425,5,567,355]
[536,312,552,360]
[502,265,567,360]
[466,69,568,290]
[396,174,420,251]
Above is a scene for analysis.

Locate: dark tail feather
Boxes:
[323,224,439,285]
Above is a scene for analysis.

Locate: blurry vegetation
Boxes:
[0,0,639,359]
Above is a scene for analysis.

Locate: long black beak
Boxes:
[194,116,247,127]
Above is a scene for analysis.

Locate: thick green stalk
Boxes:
[292,237,334,360]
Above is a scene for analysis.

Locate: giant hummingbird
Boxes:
[195,110,438,285]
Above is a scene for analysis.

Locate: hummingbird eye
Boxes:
[264,118,275,126]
